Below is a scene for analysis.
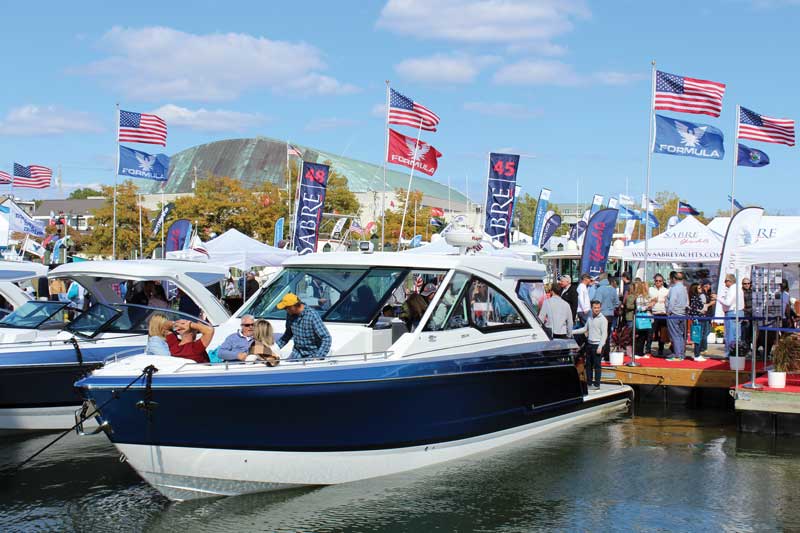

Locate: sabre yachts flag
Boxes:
[654,114,724,160]
[293,162,329,255]
[118,146,170,181]
[483,153,520,247]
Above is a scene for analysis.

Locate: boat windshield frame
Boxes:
[66,303,211,338]
[0,301,72,330]
[242,266,427,325]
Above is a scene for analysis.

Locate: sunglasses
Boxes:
[241,323,255,327]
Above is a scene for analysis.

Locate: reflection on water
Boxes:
[2,405,800,532]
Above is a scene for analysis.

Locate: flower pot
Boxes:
[729,356,746,371]
[768,370,786,389]
[609,352,625,366]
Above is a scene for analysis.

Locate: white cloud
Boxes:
[0,105,103,136]
[377,0,589,44]
[463,101,541,119]
[371,103,387,118]
[304,117,360,132]
[395,53,499,84]
[81,26,358,101]
[151,104,268,132]
[492,60,643,86]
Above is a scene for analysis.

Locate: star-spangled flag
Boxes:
[678,201,700,216]
[737,143,770,167]
[13,163,52,189]
[287,144,303,157]
[0,170,11,184]
[654,70,726,117]
[388,88,440,132]
[118,109,167,146]
[738,107,795,147]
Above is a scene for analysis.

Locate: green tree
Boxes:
[87,180,148,258]
[378,189,434,247]
[69,187,103,199]
[651,191,710,235]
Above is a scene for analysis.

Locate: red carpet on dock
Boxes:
[603,356,768,372]
[738,374,800,393]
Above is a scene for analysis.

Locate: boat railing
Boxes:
[205,349,395,371]
[103,346,152,365]
[0,332,146,350]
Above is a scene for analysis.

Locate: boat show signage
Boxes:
[293,162,329,255]
[484,152,520,247]
[580,208,618,277]
[117,145,170,181]
[531,188,551,247]
[540,213,562,247]
[654,114,724,160]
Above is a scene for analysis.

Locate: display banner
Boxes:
[607,197,619,209]
[4,200,45,237]
[623,219,637,239]
[508,185,521,242]
[293,162,329,255]
[273,217,284,248]
[575,209,590,244]
[654,114,724,160]
[568,223,577,241]
[165,219,193,252]
[618,205,638,220]
[590,194,604,216]
[579,208,618,277]
[715,206,764,317]
[151,202,174,237]
[483,153,520,247]
[540,213,561,247]
[531,188,551,247]
[331,217,348,237]
[118,145,169,181]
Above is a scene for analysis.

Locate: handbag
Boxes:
[635,316,653,330]
[690,322,703,343]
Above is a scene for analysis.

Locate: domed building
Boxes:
[142,136,469,225]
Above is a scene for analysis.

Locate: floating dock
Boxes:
[734,375,800,436]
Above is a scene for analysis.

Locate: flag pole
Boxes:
[112,103,120,260]
[160,182,165,256]
[380,80,390,251]
[286,141,292,242]
[730,104,740,217]
[397,117,424,245]
[138,192,143,257]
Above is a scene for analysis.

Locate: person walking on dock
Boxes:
[573,300,607,390]
[665,272,688,361]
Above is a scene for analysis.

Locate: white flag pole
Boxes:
[643,60,656,282]
[286,141,292,243]
[380,80,390,251]
[730,104,740,217]
[112,103,120,260]
[397,118,424,246]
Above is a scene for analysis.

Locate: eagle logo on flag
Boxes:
[675,122,707,148]
[405,138,431,163]
[136,153,157,172]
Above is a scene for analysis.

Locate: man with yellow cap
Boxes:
[276,293,332,359]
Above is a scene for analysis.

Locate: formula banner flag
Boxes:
[737,143,770,168]
[293,162,329,255]
[4,200,46,237]
[387,128,442,176]
[151,202,174,237]
[118,145,169,181]
[580,208,619,277]
[590,194,604,216]
[531,188,551,247]
[483,153,520,247]
[654,114,724,160]
[273,217,285,248]
[540,213,561,247]
[618,205,638,220]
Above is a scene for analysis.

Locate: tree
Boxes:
[651,191,710,234]
[69,187,103,200]
[87,180,149,258]
[378,189,434,248]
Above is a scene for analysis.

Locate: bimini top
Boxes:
[0,260,49,282]
[284,252,546,280]
[49,260,230,325]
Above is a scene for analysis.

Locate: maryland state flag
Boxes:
[387,128,442,176]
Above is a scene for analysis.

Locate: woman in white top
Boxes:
[647,274,670,356]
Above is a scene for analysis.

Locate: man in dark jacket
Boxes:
[244,271,260,300]
[559,275,578,322]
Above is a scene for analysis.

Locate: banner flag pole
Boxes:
[381,80,390,251]
[286,140,292,242]
[730,104,740,217]
[112,103,120,260]
[397,118,424,246]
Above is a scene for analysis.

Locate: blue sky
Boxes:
[1,0,798,215]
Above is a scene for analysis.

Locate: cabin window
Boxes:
[424,272,470,331]
[516,281,546,315]
[468,279,526,330]
[325,268,406,323]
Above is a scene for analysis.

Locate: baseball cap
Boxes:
[276,293,301,309]
[421,283,437,297]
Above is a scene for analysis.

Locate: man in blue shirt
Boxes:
[277,293,332,359]
[594,273,620,358]
[217,314,256,361]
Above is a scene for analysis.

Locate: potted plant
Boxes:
[611,323,632,365]
[769,334,800,388]
[728,339,749,371]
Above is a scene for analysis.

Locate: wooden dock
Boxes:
[601,356,766,389]
[734,375,800,436]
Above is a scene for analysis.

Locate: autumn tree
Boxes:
[378,189,435,248]
[87,180,149,258]
[650,191,710,235]
[69,187,103,199]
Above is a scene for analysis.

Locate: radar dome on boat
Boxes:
[444,228,483,248]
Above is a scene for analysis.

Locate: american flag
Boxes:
[738,107,795,147]
[287,144,303,157]
[13,163,52,189]
[0,170,11,184]
[654,70,726,117]
[388,88,440,132]
[118,109,167,146]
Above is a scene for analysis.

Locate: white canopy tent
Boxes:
[621,215,722,263]
[167,229,296,270]
[733,230,800,268]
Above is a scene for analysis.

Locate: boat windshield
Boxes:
[66,303,208,338]
[0,301,71,329]
[242,266,408,323]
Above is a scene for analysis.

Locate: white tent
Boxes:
[621,215,722,262]
[733,229,800,267]
[708,215,800,241]
[167,229,296,269]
